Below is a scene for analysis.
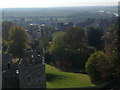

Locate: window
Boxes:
[7,62,10,69]
[27,75,31,82]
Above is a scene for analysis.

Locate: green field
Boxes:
[46,64,95,88]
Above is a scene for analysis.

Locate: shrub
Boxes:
[85,51,114,85]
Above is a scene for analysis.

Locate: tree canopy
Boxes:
[8,26,29,58]
[2,21,15,41]
[85,51,113,85]
[50,31,67,61]
[85,26,104,50]
[64,27,85,53]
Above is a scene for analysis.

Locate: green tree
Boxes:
[48,28,95,70]
[63,27,95,69]
[86,26,104,50]
[2,21,15,41]
[104,21,120,85]
[85,51,114,85]
[50,31,67,61]
[64,27,85,54]
[39,25,49,54]
[117,17,120,79]
[39,36,49,50]
[44,25,56,41]
[8,26,29,58]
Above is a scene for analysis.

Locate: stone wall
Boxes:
[2,50,46,89]
[18,49,46,88]
[19,64,46,88]
[2,53,19,88]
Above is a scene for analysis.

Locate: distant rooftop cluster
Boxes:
[99,10,118,17]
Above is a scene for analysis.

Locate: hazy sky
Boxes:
[0,0,119,8]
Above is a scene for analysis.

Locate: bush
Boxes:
[85,51,114,85]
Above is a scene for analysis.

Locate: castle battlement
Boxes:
[2,49,46,88]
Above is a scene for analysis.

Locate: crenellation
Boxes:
[2,49,46,88]
[18,49,46,88]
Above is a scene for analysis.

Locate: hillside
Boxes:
[46,64,95,88]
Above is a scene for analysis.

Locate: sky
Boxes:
[0,0,119,8]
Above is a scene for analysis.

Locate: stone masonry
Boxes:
[2,49,46,88]
[18,49,46,88]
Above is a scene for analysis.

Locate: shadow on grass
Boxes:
[46,73,63,82]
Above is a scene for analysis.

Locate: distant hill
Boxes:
[2,6,117,26]
[2,6,117,17]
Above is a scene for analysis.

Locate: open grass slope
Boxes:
[46,64,94,88]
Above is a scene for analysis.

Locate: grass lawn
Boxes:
[46,64,95,88]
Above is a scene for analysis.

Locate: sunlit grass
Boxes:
[46,64,95,88]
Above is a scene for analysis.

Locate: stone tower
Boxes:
[2,53,19,88]
[18,49,46,88]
